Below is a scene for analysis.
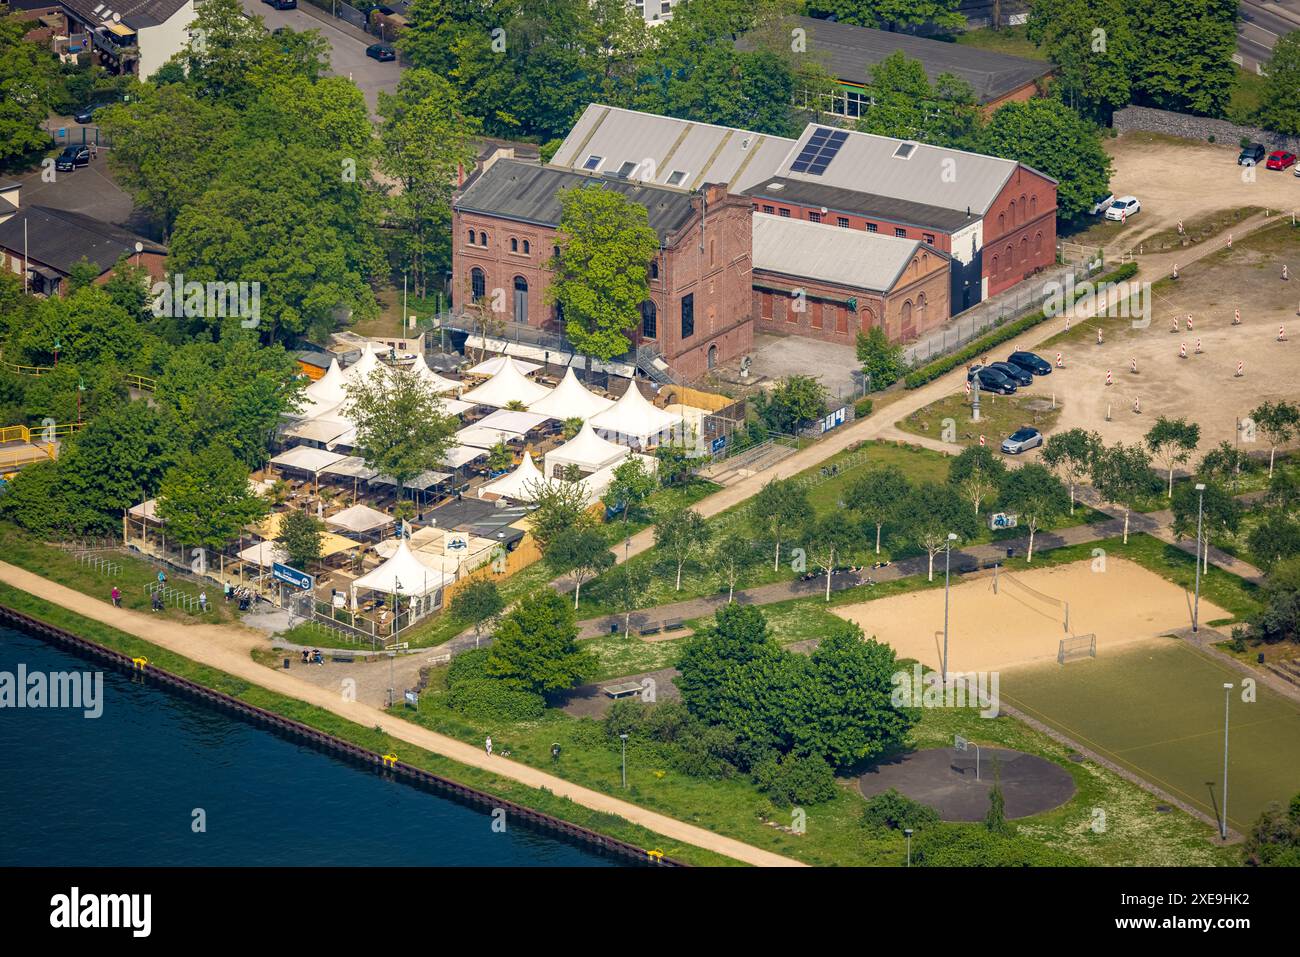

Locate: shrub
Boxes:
[752,752,839,806]
[671,723,740,780]
[903,262,1141,389]
[854,396,874,419]
[446,646,491,687]
[911,823,1083,866]
[447,678,546,722]
[860,788,941,831]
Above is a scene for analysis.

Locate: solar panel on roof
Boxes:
[789,127,849,176]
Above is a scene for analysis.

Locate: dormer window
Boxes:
[582,154,603,172]
[616,160,637,178]
[893,143,916,159]
[666,170,687,187]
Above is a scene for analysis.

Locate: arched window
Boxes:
[917,292,927,324]
[1030,195,1038,217]
[523,240,530,255]
[480,232,489,247]
[1006,244,1014,268]
[998,213,1005,234]
[650,260,659,280]
[512,275,528,324]
[1008,200,1016,225]
[1035,231,1043,255]
[510,237,518,252]
[471,267,485,300]
[1020,194,1027,223]
[901,300,913,330]
[468,229,477,245]
[1021,236,1029,263]
[707,344,718,370]
[640,300,657,339]
[991,255,999,275]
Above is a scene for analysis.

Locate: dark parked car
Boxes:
[967,365,1017,395]
[366,43,396,61]
[1007,350,1052,376]
[73,104,109,124]
[1239,143,1266,166]
[1001,427,1044,455]
[55,145,90,171]
[989,361,1033,387]
[267,0,297,8]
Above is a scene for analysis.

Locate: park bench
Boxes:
[331,651,355,663]
[639,622,662,636]
[663,618,683,632]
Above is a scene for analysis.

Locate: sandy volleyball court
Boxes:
[834,558,1230,674]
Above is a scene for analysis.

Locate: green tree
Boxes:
[855,52,981,148]
[844,464,911,554]
[1243,793,1300,866]
[1199,440,1254,494]
[603,560,652,633]
[856,325,906,391]
[486,589,594,695]
[452,578,505,647]
[1028,0,1136,121]
[1247,516,1300,572]
[1041,427,1101,513]
[0,12,59,166]
[345,361,458,499]
[948,444,1007,517]
[749,478,813,570]
[805,513,862,600]
[1131,0,1237,117]
[1146,416,1201,497]
[999,464,1070,561]
[547,185,659,361]
[546,524,614,608]
[808,0,963,32]
[793,622,918,768]
[525,476,593,552]
[485,439,514,474]
[711,532,758,602]
[758,374,827,433]
[156,446,269,561]
[654,505,711,591]
[1250,400,1300,477]
[378,69,480,297]
[1260,34,1300,134]
[978,98,1113,221]
[277,508,324,570]
[601,455,657,551]
[1171,479,1240,573]
[1090,441,1155,543]
[902,483,979,580]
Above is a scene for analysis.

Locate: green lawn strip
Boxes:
[0,582,735,867]
[0,523,233,625]
[403,646,1232,865]
[895,392,1062,448]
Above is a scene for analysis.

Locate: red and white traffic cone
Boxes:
[1280,325,1288,341]
[1106,369,1113,386]
[1233,307,1241,325]
[979,434,986,448]
[1236,360,1244,377]
[1056,352,1064,368]
[1179,342,1188,359]
[1133,396,1141,414]
[1170,315,1179,333]
[1284,265,1290,281]
[1195,338,1202,354]
[1228,234,1233,249]
[1187,315,1193,332]
[1097,327,1104,345]
[1130,357,1137,374]
[1173,263,1180,280]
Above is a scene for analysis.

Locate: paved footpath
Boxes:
[0,561,801,867]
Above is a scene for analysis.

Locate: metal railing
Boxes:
[144,581,204,613]
[75,552,120,576]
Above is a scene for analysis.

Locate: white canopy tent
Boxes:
[282,413,354,446]
[479,451,557,502]
[410,354,462,395]
[477,408,551,434]
[343,343,383,387]
[350,540,453,603]
[455,425,523,450]
[467,355,540,377]
[270,446,348,475]
[545,421,629,476]
[237,541,287,567]
[441,445,488,470]
[590,383,684,447]
[326,504,394,534]
[304,358,349,405]
[527,367,613,421]
[460,360,552,408]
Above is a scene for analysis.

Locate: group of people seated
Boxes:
[300,649,325,665]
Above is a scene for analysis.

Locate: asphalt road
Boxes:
[241,0,402,114]
[1237,0,1300,73]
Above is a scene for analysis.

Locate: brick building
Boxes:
[452,160,754,381]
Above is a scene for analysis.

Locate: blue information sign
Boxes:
[272,562,314,590]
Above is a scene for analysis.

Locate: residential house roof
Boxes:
[738,15,1051,104]
[0,205,166,276]
[60,0,190,29]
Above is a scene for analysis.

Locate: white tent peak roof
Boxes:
[527,367,615,420]
[460,358,552,408]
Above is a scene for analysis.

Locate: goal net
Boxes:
[1058,633,1097,664]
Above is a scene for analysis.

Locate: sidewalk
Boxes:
[0,560,800,867]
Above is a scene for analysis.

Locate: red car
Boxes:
[1266,150,1296,170]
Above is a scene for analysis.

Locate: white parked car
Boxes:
[1105,195,1141,221]
[1088,193,1115,216]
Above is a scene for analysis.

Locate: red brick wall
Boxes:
[748,200,954,256]
[982,166,1058,298]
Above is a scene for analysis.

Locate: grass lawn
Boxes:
[951,25,1047,61]
[0,582,736,866]
[401,638,1235,866]
[895,390,1062,447]
[0,523,234,625]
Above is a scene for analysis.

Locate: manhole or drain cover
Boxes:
[1156,805,1173,813]
[1021,399,1055,412]
[1067,752,1085,763]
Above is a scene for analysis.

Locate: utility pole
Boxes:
[1193,483,1205,632]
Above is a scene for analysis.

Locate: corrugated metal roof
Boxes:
[454,159,697,241]
[775,124,1025,217]
[0,205,165,275]
[751,213,939,292]
[61,0,189,28]
[550,104,797,194]
[739,16,1051,104]
[745,176,974,232]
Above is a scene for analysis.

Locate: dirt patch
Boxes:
[559,668,680,719]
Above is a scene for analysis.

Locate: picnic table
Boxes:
[601,682,643,700]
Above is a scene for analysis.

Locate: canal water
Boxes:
[0,627,618,867]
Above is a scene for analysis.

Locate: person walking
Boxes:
[198,591,208,612]
[110,586,121,607]
[485,736,493,756]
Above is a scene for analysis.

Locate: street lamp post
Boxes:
[1193,483,1206,632]
[942,532,957,684]
[619,732,629,789]
[1220,682,1233,841]
[904,827,913,867]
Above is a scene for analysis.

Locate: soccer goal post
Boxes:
[1058,633,1097,664]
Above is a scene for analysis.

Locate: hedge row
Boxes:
[903,261,1141,389]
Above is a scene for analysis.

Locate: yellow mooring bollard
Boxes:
[131,656,149,671]
[381,752,399,768]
